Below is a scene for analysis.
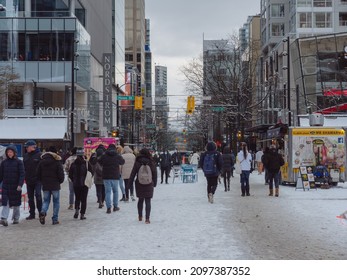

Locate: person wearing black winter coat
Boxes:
[89,145,106,208]
[159,150,171,184]
[37,146,65,225]
[23,140,42,220]
[221,146,234,192]
[0,145,25,226]
[98,144,125,214]
[127,148,157,224]
[199,141,223,204]
[69,154,93,220]
[262,145,284,197]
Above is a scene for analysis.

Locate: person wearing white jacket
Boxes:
[120,146,136,201]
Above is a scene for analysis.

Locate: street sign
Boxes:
[117,95,134,101]
[212,106,225,112]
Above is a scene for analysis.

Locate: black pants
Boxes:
[160,167,170,183]
[206,176,218,196]
[138,197,151,219]
[124,178,134,199]
[27,182,42,217]
[222,170,231,190]
[95,184,105,203]
[74,185,89,214]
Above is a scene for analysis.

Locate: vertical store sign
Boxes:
[103,53,113,129]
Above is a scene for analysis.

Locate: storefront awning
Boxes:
[0,118,67,140]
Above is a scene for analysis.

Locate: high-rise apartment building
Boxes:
[155,65,168,132]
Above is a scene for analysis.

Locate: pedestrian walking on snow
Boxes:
[237,143,253,197]
[262,145,284,197]
[89,144,106,208]
[221,146,234,192]
[98,144,125,214]
[199,141,222,204]
[64,147,77,210]
[120,146,136,201]
[23,139,42,220]
[37,146,65,225]
[0,146,25,226]
[69,148,93,219]
[127,148,157,224]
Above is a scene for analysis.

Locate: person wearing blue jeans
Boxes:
[237,143,253,197]
[37,146,65,225]
[104,179,120,211]
[41,190,60,223]
[98,144,125,214]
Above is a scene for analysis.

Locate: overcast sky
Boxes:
[146,0,260,115]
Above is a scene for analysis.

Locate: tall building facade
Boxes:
[155,65,168,132]
[0,0,121,151]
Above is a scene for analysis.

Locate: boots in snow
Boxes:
[80,214,86,220]
[73,209,79,219]
[269,188,273,196]
[275,188,279,197]
[120,194,126,202]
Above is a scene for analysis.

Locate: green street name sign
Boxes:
[117,95,134,101]
[212,106,225,112]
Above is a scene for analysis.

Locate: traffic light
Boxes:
[111,127,119,137]
[186,96,195,114]
[134,95,143,110]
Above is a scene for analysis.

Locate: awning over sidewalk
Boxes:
[0,118,67,140]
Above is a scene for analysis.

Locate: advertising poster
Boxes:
[83,137,118,159]
[292,128,345,169]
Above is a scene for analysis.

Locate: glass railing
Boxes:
[3,10,71,18]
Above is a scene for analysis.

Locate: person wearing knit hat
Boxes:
[23,139,42,220]
[237,142,253,197]
[199,141,223,204]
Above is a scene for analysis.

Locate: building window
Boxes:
[271,23,285,37]
[271,4,285,17]
[313,0,332,7]
[339,12,347,26]
[314,13,332,28]
[297,0,312,7]
[299,12,312,28]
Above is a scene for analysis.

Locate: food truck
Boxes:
[83,137,119,159]
[281,126,347,185]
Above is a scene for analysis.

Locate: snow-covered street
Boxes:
[1,169,347,260]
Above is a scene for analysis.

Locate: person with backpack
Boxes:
[237,142,253,197]
[127,148,157,224]
[199,141,223,203]
[262,144,285,197]
[221,146,234,192]
[0,145,25,226]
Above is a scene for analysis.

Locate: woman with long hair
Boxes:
[237,143,253,196]
[127,148,157,224]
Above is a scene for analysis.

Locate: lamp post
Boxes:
[283,36,291,126]
[70,39,79,147]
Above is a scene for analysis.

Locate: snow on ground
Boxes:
[1,169,347,260]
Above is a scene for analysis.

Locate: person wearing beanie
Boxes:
[23,139,42,220]
[98,143,125,213]
[37,146,65,225]
[199,141,222,204]
[0,146,25,226]
[64,147,78,210]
